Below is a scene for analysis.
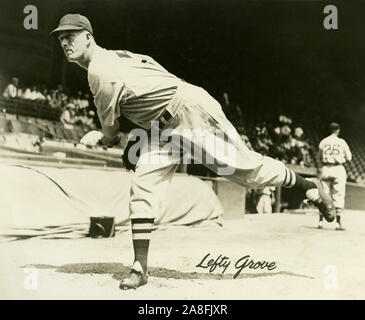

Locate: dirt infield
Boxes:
[1,210,365,300]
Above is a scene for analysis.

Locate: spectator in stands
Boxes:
[291,127,311,166]
[35,85,47,102]
[280,134,293,163]
[66,96,76,109]
[41,87,49,103]
[22,86,34,100]
[252,124,273,156]
[75,91,84,109]
[280,123,291,136]
[73,104,83,124]
[23,85,46,102]
[76,108,96,130]
[24,85,37,101]
[60,105,76,129]
[87,110,96,129]
[2,77,19,98]
[60,92,68,108]
[279,114,292,126]
[54,85,68,107]
[81,93,90,109]
[48,90,62,109]
[294,127,303,139]
[17,85,26,99]
[45,89,53,105]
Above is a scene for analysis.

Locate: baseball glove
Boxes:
[122,137,141,171]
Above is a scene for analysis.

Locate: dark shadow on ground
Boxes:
[0,225,89,241]
[303,226,340,232]
[0,230,87,241]
[28,262,315,280]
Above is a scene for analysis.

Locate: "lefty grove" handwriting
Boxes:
[196,253,277,279]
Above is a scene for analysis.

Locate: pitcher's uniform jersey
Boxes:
[88,46,182,130]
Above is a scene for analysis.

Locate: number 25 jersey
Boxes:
[319,135,352,165]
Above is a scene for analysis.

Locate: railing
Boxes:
[0,97,61,121]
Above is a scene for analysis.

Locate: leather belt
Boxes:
[147,109,173,134]
[158,109,173,127]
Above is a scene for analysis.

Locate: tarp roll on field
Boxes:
[0,164,223,229]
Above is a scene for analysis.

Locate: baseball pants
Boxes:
[256,194,273,214]
[321,164,347,209]
[129,82,290,220]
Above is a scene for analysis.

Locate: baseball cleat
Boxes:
[335,223,345,231]
[307,178,335,223]
[119,262,148,290]
[317,221,323,229]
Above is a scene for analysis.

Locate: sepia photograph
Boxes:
[0,0,364,303]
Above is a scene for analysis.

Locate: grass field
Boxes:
[1,210,365,300]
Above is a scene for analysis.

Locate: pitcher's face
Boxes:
[58,30,89,62]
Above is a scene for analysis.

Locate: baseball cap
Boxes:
[329,122,340,131]
[50,14,93,36]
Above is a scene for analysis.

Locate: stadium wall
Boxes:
[345,183,365,211]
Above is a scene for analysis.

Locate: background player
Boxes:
[318,122,352,230]
[51,14,336,290]
[255,186,275,214]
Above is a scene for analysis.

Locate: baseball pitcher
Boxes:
[51,14,337,290]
